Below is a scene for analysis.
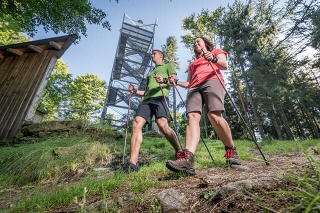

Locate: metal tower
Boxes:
[100,14,157,127]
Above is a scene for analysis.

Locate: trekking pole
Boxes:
[123,91,132,165]
[201,48,270,165]
[155,72,183,148]
[171,80,215,163]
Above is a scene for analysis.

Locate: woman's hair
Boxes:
[194,37,214,57]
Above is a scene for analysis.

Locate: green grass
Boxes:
[0,136,110,186]
[1,135,319,212]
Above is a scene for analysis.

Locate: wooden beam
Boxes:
[28,45,43,53]
[49,41,62,50]
[6,48,23,56]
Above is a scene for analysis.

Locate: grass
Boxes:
[1,134,319,212]
[0,136,111,186]
[272,150,320,213]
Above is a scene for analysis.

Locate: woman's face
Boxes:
[194,37,206,54]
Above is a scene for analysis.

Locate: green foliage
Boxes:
[181,7,224,50]
[68,73,107,120]
[161,36,180,70]
[39,59,72,120]
[311,8,320,49]
[272,151,320,212]
[180,0,320,140]
[0,15,30,45]
[0,0,112,40]
[39,62,107,122]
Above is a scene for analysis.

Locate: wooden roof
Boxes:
[0,34,78,59]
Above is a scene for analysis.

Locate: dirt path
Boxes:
[1,149,317,212]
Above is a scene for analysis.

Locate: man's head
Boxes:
[151,49,164,65]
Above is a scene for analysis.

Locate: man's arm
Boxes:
[129,84,145,96]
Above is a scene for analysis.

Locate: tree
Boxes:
[39,59,72,120]
[68,73,107,121]
[161,36,180,128]
[0,0,113,40]
[0,15,30,45]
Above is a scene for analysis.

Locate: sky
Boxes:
[32,0,234,84]
[31,0,236,117]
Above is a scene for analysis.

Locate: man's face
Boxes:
[151,51,162,62]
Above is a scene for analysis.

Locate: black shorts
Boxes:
[136,97,169,123]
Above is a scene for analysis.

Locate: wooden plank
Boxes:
[3,51,55,140]
[6,48,23,56]
[0,56,15,86]
[49,41,62,50]
[0,56,25,105]
[0,53,39,140]
[28,45,43,53]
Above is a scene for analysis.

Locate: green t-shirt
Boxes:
[144,63,176,100]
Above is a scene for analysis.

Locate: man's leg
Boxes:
[129,116,146,165]
[156,117,181,152]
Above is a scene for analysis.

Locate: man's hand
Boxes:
[129,83,135,93]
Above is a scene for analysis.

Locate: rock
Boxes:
[143,130,163,137]
[230,164,250,171]
[209,174,285,204]
[117,192,135,207]
[157,188,187,213]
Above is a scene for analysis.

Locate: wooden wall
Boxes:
[0,50,57,142]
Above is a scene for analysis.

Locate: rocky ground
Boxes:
[48,148,317,213]
[1,121,318,212]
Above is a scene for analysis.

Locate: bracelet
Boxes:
[211,54,218,63]
[163,78,168,84]
[132,88,137,94]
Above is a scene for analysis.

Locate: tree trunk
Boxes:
[236,78,252,128]
[294,114,306,139]
[270,106,283,140]
[299,102,320,138]
[239,61,265,140]
[279,106,294,140]
[173,87,177,129]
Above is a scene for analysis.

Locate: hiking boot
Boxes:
[123,162,139,173]
[224,146,241,165]
[166,149,196,175]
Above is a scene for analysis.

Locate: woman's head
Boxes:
[193,37,214,57]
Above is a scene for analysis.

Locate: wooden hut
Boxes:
[0,34,77,142]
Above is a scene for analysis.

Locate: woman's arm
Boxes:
[173,71,191,88]
[215,53,228,70]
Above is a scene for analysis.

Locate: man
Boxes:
[124,49,181,173]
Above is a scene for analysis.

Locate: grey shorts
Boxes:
[135,97,169,123]
[186,78,225,115]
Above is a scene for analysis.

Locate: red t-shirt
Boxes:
[187,49,227,89]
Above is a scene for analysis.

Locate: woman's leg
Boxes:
[185,112,202,153]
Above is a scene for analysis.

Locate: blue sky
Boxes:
[32,0,236,117]
[33,0,233,84]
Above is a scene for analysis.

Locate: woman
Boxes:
[166,37,241,175]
